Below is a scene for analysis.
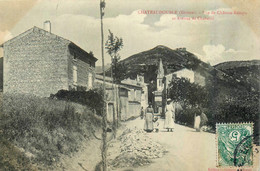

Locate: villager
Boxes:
[153,116,159,132]
[200,110,208,127]
[194,107,202,132]
[144,103,154,132]
[164,99,175,132]
[140,107,144,119]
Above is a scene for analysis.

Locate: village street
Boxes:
[58,117,216,171]
[119,118,216,171]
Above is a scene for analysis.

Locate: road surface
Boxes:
[122,118,216,171]
[58,117,259,171]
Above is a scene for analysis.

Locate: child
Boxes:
[153,116,160,132]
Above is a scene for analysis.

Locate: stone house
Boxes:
[95,74,144,121]
[1,26,97,97]
[121,78,143,120]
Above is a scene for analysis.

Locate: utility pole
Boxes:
[100,0,107,171]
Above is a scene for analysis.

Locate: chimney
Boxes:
[43,20,51,33]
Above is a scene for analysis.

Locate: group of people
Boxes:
[142,100,205,133]
[142,99,175,133]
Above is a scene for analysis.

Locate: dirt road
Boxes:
[58,118,259,171]
[120,118,216,171]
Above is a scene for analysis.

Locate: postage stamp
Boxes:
[216,123,254,167]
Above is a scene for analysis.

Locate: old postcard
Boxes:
[0,0,259,171]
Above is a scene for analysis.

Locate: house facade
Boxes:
[95,74,145,121]
[166,68,206,87]
[1,26,97,97]
[121,78,143,120]
[136,74,149,108]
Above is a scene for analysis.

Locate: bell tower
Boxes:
[157,58,164,91]
[153,58,165,114]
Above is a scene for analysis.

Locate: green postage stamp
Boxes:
[216,123,254,167]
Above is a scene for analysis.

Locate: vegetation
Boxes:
[206,76,260,144]
[105,29,125,83]
[168,75,209,127]
[0,134,38,171]
[0,93,101,169]
[168,75,208,107]
[51,87,104,116]
[168,73,259,144]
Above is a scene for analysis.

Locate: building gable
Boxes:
[3,27,70,96]
[2,26,70,48]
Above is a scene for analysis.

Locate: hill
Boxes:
[95,63,111,74]
[118,45,212,82]
[214,60,260,91]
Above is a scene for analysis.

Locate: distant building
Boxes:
[136,74,149,108]
[152,59,206,114]
[1,26,97,97]
[95,74,126,122]
[95,74,148,121]
[166,68,206,87]
[121,77,143,120]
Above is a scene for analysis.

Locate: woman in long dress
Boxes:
[144,103,154,132]
[164,100,175,132]
[194,114,201,132]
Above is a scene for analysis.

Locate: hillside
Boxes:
[118,45,212,82]
[95,63,110,74]
[215,60,260,91]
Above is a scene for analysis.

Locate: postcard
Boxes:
[0,0,259,171]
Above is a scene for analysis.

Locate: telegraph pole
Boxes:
[100,0,107,170]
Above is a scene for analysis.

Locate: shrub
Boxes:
[51,88,104,116]
[0,93,101,168]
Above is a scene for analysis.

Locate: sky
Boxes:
[0,0,260,66]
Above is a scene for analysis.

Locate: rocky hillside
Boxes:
[214,60,260,91]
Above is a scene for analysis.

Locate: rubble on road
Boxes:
[109,128,166,168]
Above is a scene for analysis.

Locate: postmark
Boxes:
[216,123,253,167]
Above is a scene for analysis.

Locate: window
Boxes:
[73,66,77,85]
[88,72,93,89]
[72,52,77,61]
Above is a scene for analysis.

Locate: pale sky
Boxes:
[0,0,260,66]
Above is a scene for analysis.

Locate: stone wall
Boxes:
[128,102,141,119]
[3,28,69,97]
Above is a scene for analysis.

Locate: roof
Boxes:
[1,26,98,62]
[95,74,113,82]
[120,80,142,89]
[95,74,131,91]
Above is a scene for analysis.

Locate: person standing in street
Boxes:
[144,103,154,132]
[164,99,175,132]
[140,107,144,119]
[194,107,202,132]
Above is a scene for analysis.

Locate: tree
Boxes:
[105,30,125,83]
[105,30,124,138]
[168,75,208,107]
